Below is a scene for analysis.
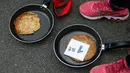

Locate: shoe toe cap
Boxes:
[80,2,90,14]
[90,64,108,73]
[79,2,97,16]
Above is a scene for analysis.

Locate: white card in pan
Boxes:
[64,39,90,61]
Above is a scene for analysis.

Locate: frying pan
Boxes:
[9,0,54,43]
[53,24,130,68]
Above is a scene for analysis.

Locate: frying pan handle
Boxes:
[42,0,51,8]
[104,41,130,50]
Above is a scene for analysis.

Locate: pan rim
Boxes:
[9,4,54,43]
[53,24,103,68]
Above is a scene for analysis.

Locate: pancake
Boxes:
[67,34,96,62]
[14,12,40,35]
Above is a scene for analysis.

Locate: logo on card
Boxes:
[68,46,83,53]
[77,46,83,53]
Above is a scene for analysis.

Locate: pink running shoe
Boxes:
[79,0,129,21]
[90,58,130,73]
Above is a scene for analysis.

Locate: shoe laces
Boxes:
[105,60,125,73]
[93,1,111,11]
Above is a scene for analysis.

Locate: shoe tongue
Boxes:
[93,1,109,11]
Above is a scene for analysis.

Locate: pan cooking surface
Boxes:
[16,11,51,41]
[11,10,52,42]
[54,25,102,67]
[59,31,97,65]
[10,5,54,43]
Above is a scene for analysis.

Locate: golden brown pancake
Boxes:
[67,35,96,62]
[14,12,40,35]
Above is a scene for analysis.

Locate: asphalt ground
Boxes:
[0,0,130,73]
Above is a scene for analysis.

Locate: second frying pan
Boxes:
[9,0,54,43]
[53,24,130,68]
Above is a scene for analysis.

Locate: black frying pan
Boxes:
[9,0,54,43]
[53,24,130,68]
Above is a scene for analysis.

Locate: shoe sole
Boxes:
[80,12,129,21]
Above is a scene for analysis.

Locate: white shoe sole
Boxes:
[80,12,129,21]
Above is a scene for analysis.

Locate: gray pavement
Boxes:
[0,0,130,73]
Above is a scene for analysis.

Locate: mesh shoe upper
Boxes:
[90,58,130,73]
[80,1,129,17]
